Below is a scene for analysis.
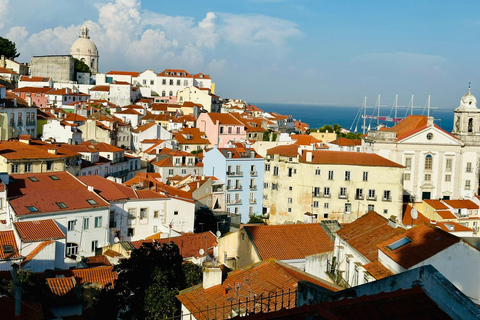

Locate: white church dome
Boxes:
[458,87,477,110]
[70,26,98,56]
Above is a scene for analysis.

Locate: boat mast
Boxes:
[362,97,367,135]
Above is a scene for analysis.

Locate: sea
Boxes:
[254,103,456,133]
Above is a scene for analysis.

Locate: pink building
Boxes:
[197,113,246,148]
[11,86,51,107]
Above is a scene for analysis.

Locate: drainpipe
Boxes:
[11,263,21,317]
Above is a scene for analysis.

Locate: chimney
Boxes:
[427,117,434,127]
[0,55,5,68]
[203,268,222,289]
[47,148,57,154]
[88,186,94,192]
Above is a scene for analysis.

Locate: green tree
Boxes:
[248,215,265,224]
[263,132,271,141]
[93,242,202,320]
[73,58,91,79]
[0,37,20,59]
[183,262,203,288]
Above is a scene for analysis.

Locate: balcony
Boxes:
[355,195,364,200]
[312,192,322,198]
[250,170,257,176]
[338,193,348,199]
[326,260,350,289]
[382,197,392,202]
[227,171,243,177]
[249,198,257,204]
[367,195,377,201]
[227,185,242,191]
[227,199,242,205]
[323,193,331,198]
[249,185,257,190]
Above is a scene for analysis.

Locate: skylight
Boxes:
[87,199,98,205]
[28,177,39,182]
[386,237,412,251]
[49,175,60,180]
[26,206,38,212]
[56,202,68,209]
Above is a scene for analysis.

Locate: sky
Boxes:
[1,0,480,108]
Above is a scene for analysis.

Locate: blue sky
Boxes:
[1,0,479,108]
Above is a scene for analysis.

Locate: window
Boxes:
[174,211,179,215]
[324,187,330,197]
[11,164,18,173]
[445,174,451,182]
[87,199,98,205]
[340,187,347,198]
[264,182,269,189]
[324,203,329,208]
[425,154,432,170]
[288,207,292,212]
[273,166,279,176]
[328,170,334,180]
[154,211,159,218]
[169,79,173,85]
[168,169,174,176]
[265,164,270,171]
[355,188,363,200]
[49,175,60,180]
[46,161,53,171]
[24,163,32,173]
[387,237,412,250]
[83,218,89,230]
[426,132,433,140]
[466,180,471,190]
[383,190,391,201]
[272,183,278,190]
[446,159,452,172]
[288,186,293,191]
[68,220,75,231]
[28,177,39,182]
[315,168,321,175]
[56,202,68,209]
[362,171,368,181]
[324,213,329,219]
[288,168,294,177]
[405,157,412,170]
[66,243,79,256]
[128,228,134,237]
[313,201,319,208]
[94,216,102,228]
[228,127,232,134]
[91,240,98,252]
[404,173,410,181]
[368,189,376,200]
[288,198,293,203]
[26,206,38,212]
[128,208,136,220]
[345,171,350,181]
[368,204,375,211]
[383,209,388,214]
[313,187,321,197]
[424,174,431,181]
[466,162,472,173]
[140,208,147,219]
[345,203,351,213]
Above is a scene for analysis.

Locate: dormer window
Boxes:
[27,206,38,212]
[386,237,412,251]
[87,199,98,205]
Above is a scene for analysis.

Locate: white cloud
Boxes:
[0,0,9,29]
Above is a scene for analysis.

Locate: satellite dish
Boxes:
[199,248,205,256]
[410,208,418,220]
[75,255,82,263]
[216,231,221,237]
[114,237,120,243]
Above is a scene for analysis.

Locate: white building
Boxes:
[70,25,99,73]
[42,119,82,144]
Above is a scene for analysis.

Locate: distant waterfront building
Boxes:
[70,25,99,73]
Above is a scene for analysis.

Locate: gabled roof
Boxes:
[80,141,123,153]
[124,172,162,188]
[267,144,300,157]
[21,240,55,267]
[51,266,118,288]
[177,259,340,320]
[46,277,80,306]
[377,223,461,269]
[19,76,51,82]
[291,134,321,146]
[8,172,110,216]
[243,223,333,260]
[173,128,210,145]
[0,140,80,160]
[207,112,244,126]
[106,70,139,77]
[380,115,428,140]
[11,86,53,94]
[435,221,474,233]
[132,122,156,133]
[0,231,21,259]
[153,182,194,201]
[423,199,449,210]
[115,108,141,115]
[216,147,262,159]
[362,260,393,280]
[329,137,362,146]
[401,205,430,226]
[14,219,65,242]
[131,232,217,258]
[78,175,168,201]
[336,211,405,261]
[90,85,110,92]
[158,69,191,77]
[443,199,478,210]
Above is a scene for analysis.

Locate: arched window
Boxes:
[468,118,473,133]
[169,91,173,96]
[425,154,432,170]
[162,90,166,97]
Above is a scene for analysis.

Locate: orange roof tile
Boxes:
[158,69,192,77]
[329,137,362,146]
[217,147,263,159]
[443,199,479,210]
[380,115,428,140]
[124,172,162,188]
[363,260,393,280]
[14,219,65,242]
[243,223,334,260]
[337,211,405,261]
[378,223,460,269]
[46,276,80,306]
[208,113,244,126]
[174,128,210,145]
[154,182,194,201]
[0,140,80,160]
[423,199,449,210]
[301,150,404,167]
[20,76,51,82]
[291,134,321,146]
[0,230,21,259]
[435,221,474,233]
[436,210,457,219]
[80,141,123,153]
[21,240,54,267]
[8,172,110,216]
[267,144,300,157]
[90,85,110,92]
[401,205,431,226]
[177,259,340,320]
[107,70,139,77]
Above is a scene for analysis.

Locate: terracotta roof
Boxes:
[107,70,140,77]
[46,276,80,306]
[436,210,457,219]
[19,76,51,82]
[173,128,210,145]
[158,69,192,77]
[78,175,168,201]
[0,140,80,160]
[0,230,21,259]
[435,221,474,233]
[11,86,53,94]
[123,172,162,188]
[193,73,211,79]
[0,66,17,74]
[377,223,460,269]
[80,141,123,152]
[207,112,244,126]
[243,223,333,260]
[131,232,217,259]
[63,113,87,122]
[14,219,65,242]
[153,182,194,202]
[443,199,479,210]
[115,108,141,115]
[217,147,263,159]
[380,115,428,140]
[329,137,362,146]
[267,144,300,157]
[301,150,404,167]
[8,172,110,216]
[336,211,405,261]
[401,205,430,226]
[52,266,118,288]
[423,199,449,210]
[90,85,110,92]
[177,259,340,320]
[363,260,393,280]
[291,134,321,146]
[86,254,112,267]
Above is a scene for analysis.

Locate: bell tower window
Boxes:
[468,118,473,133]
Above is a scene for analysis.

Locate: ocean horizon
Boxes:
[254,102,456,134]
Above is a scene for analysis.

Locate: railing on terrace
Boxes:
[326,260,350,289]
[164,289,298,320]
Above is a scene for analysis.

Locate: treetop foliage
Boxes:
[0,37,20,59]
